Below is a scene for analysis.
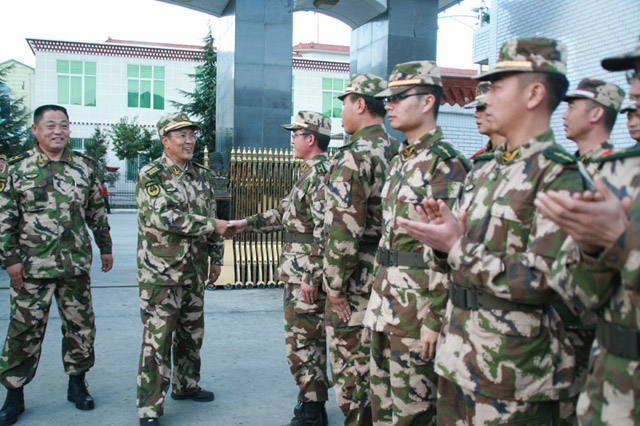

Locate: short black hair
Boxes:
[583,99,618,133]
[310,132,330,152]
[517,72,569,112]
[408,85,443,118]
[348,93,386,118]
[34,104,69,124]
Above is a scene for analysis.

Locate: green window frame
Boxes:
[127,65,165,110]
[56,61,97,107]
[321,78,347,118]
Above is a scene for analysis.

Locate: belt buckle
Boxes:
[450,284,469,310]
[379,248,389,266]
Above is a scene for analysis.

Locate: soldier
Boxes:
[321,74,398,425]
[398,38,586,424]
[535,35,640,426]
[621,101,640,143]
[0,104,113,425]
[229,111,331,426]
[136,113,227,426]
[362,61,470,425]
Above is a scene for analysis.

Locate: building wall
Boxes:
[474,0,640,151]
[439,103,485,157]
[0,60,35,126]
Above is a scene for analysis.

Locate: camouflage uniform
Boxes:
[362,59,470,426]
[322,74,399,425]
[136,113,224,419]
[0,145,112,389]
[247,111,331,405]
[431,39,586,425]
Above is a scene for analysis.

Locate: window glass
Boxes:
[140,80,151,108]
[322,78,332,91]
[58,76,69,104]
[70,76,82,105]
[70,61,83,74]
[154,66,165,80]
[85,76,96,106]
[153,81,164,110]
[141,66,152,79]
[57,60,69,74]
[127,65,139,78]
[128,80,139,108]
[85,62,96,76]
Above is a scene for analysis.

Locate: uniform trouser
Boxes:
[325,293,372,426]
[137,281,205,419]
[283,282,329,403]
[437,378,560,425]
[369,330,437,425]
[0,274,96,389]
[559,327,595,426]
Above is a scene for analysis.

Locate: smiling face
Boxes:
[32,110,70,156]
[162,127,197,168]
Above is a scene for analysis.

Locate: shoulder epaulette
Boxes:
[431,140,465,161]
[0,153,6,161]
[543,145,577,165]
[314,162,328,175]
[74,151,96,163]
[594,145,640,163]
[145,163,164,178]
[7,152,30,164]
[193,162,211,171]
[471,148,494,162]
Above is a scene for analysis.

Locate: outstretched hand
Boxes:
[397,199,465,253]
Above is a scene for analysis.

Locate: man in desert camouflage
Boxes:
[321,74,398,425]
[621,101,640,143]
[536,35,640,426]
[229,111,331,426]
[362,61,470,425]
[0,104,113,425]
[399,38,587,425]
[136,113,227,426]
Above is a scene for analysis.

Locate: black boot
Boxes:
[289,401,325,426]
[0,387,24,426]
[67,374,94,410]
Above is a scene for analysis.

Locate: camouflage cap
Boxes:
[463,81,491,109]
[282,111,331,137]
[375,60,442,98]
[474,37,567,81]
[336,73,388,100]
[601,36,640,71]
[157,112,200,137]
[564,78,626,112]
[620,99,638,114]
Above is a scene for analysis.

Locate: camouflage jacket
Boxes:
[433,130,585,401]
[0,145,112,278]
[136,153,224,287]
[322,123,399,299]
[362,127,470,338]
[246,153,329,287]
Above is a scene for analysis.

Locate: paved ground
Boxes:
[0,212,342,425]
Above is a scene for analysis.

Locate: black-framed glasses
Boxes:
[383,92,431,105]
[627,70,639,85]
[292,132,311,140]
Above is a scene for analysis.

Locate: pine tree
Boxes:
[171,28,217,166]
[85,127,118,184]
[0,65,31,157]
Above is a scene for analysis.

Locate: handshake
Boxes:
[214,218,249,239]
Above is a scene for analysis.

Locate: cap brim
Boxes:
[164,122,201,135]
[463,100,482,109]
[472,68,532,81]
[620,106,638,113]
[374,85,412,98]
[281,124,303,131]
[601,52,639,71]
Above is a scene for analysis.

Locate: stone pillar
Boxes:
[350,0,438,77]
[217,0,293,168]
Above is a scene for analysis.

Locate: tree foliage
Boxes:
[85,127,119,184]
[110,116,162,162]
[0,65,31,157]
[171,28,217,165]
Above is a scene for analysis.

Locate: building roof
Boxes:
[292,42,349,54]
[104,38,204,51]
[0,59,35,71]
[293,58,349,73]
[27,38,204,62]
[442,75,478,107]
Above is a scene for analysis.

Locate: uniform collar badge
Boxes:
[501,146,521,164]
[37,155,46,167]
[0,177,6,193]
[300,164,308,173]
[171,165,182,176]
[402,144,416,159]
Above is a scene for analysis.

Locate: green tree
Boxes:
[110,116,162,161]
[171,28,217,165]
[0,65,31,157]
[85,127,119,184]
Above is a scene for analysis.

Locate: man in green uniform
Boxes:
[321,74,398,425]
[229,111,331,426]
[621,101,640,143]
[362,61,470,425]
[136,113,227,426]
[0,104,113,425]
[399,38,585,425]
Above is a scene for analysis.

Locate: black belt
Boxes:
[359,239,380,252]
[378,247,429,268]
[449,283,543,311]
[283,232,314,244]
[596,318,640,360]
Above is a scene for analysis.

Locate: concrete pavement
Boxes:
[0,212,343,425]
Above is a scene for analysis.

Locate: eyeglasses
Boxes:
[169,132,197,142]
[292,132,311,140]
[627,70,639,85]
[383,92,431,105]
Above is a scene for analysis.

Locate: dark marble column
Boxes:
[217,0,293,167]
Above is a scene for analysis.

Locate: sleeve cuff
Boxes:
[446,236,466,271]
[3,255,22,268]
[99,246,113,255]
